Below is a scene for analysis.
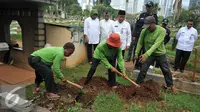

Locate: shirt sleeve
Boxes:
[135,29,145,56]
[84,18,88,35]
[53,54,64,79]
[194,29,198,41]
[126,22,132,46]
[176,28,182,40]
[144,29,166,57]
[117,48,126,73]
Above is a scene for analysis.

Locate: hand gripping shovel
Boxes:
[115,70,140,88]
[66,80,84,101]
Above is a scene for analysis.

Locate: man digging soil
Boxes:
[28,42,75,100]
[134,16,178,94]
[84,33,127,89]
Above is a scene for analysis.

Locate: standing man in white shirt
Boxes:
[111,10,131,58]
[100,10,114,41]
[84,9,100,64]
[174,19,198,73]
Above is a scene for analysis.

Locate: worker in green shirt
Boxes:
[28,42,75,100]
[84,33,126,89]
[134,16,178,94]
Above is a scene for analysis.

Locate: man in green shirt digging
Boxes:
[134,16,178,94]
[28,42,75,100]
[84,33,126,88]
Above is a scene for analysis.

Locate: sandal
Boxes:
[47,93,60,101]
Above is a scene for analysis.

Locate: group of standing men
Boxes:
[83,1,180,93]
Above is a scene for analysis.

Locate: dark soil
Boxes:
[33,76,162,111]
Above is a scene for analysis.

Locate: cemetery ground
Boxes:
[25,61,200,112]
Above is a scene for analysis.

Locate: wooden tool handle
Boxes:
[132,60,136,71]
[116,70,140,87]
[66,80,83,89]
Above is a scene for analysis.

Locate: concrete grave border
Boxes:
[133,70,200,95]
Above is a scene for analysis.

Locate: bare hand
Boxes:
[139,55,146,63]
[132,37,136,41]
[134,56,139,60]
[110,67,117,73]
[125,46,129,50]
[84,35,88,43]
[61,77,67,82]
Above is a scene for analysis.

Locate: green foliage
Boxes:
[158,16,164,25]
[11,33,22,40]
[69,4,82,15]
[94,92,123,112]
[153,3,161,13]
[93,4,118,19]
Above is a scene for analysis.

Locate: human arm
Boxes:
[53,54,64,79]
[135,29,145,56]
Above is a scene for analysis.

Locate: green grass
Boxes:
[162,92,200,112]
[11,33,22,40]
[93,92,123,112]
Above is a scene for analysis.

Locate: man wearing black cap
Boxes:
[111,10,131,58]
[162,18,171,45]
[134,16,178,94]
[131,1,158,68]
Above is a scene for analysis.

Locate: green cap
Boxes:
[90,9,98,16]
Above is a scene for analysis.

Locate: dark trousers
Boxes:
[174,49,191,71]
[28,56,57,93]
[85,57,117,86]
[136,55,173,87]
[126,41,135,60]
[133,43,145,68]
[87,44,98,62]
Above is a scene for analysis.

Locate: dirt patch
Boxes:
[32,77,162,111]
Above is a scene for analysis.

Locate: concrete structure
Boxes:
[133,70,200,95]
[45,24,87,68]
[0,0,87,70]
[0,0,58,70]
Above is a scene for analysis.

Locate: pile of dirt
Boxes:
[33,77,162,111]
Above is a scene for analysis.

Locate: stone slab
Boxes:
[133,70,200,95]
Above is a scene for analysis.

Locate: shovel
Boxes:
[66,80,84,101]
[115,70,140,87]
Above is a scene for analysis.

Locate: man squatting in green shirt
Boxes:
[84,33,126,89]
[134,16,178,94]
[28,42,75,100]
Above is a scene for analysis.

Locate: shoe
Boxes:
[171,86,178,94]
[180,70,184,73]
[47,93,60,101]
[173,68,177,72]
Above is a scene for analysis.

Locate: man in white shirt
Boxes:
[174,19,198,73]
[111,10,131,58]
[100,10,114,41]
[84,9,100,64]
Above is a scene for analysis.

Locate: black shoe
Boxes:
[180,69,184,73]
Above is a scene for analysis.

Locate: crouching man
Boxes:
[28,42,75,100]
[134,16,178,94]
[84,33,126,88]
